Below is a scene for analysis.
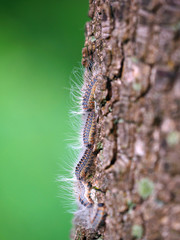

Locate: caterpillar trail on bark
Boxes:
[59,66,105,235]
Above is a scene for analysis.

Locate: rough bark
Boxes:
[72,0,180,239]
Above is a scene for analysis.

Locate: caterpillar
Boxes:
[77,180,93,208]
[75,147,94,180]
[90,203,105,229]
[83,112,96,147]
[82,78,97,112]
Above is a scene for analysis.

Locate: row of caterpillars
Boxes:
[74,77,105,232]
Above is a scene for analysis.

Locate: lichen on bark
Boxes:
[72,0,180,239]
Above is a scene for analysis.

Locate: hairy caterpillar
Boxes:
[75,147,94,180]
[82,78,97,112]
[90,203,105,229]
[77,181,93,208]
[83,112,96,147]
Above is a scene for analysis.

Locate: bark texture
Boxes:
[73,0,180,239]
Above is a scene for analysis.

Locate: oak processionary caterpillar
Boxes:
[60,66,105,236]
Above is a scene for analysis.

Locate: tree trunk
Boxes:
[72,0,180,239]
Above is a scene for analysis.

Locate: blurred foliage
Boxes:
[0,1,88,239]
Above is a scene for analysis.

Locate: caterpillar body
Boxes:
[75,147,94,181]
[77,181,93,208]
[82,78,97,112]
[83,112,96,147]
[91,203,105,229]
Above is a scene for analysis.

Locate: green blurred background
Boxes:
[0,1,88,239]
